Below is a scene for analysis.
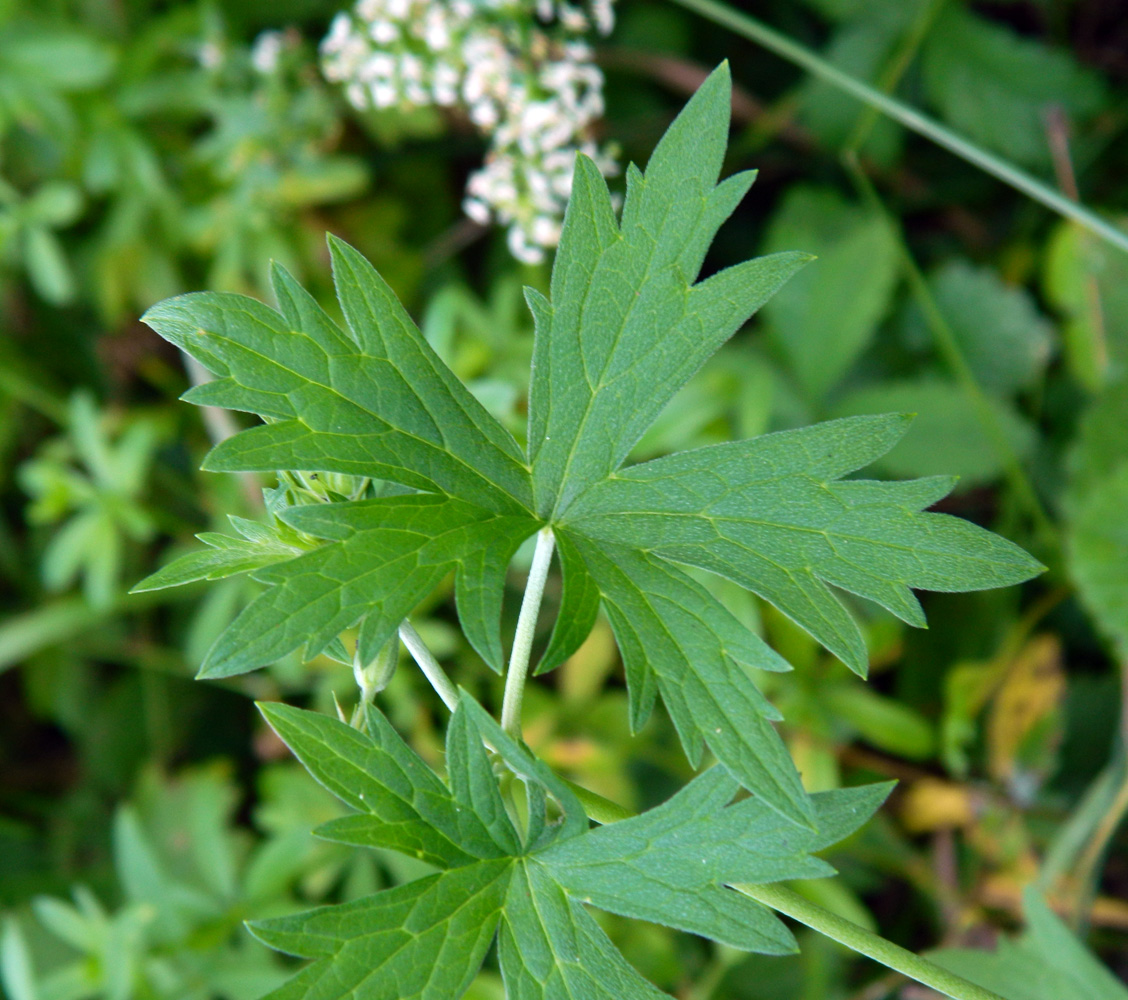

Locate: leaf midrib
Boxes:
[542,189,705,521]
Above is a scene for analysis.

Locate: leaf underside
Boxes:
[141,63,1041,833]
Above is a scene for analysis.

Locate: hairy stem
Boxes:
[666,0,1128,254]
[399,620,459,712]
[733,883,1006,1000]
[501,527,556,737]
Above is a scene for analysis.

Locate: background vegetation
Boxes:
[1,0,1126,997]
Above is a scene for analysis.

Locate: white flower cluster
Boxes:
[320,0,617,263]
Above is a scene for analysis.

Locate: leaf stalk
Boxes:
[399,620,460,712]
[733,882,1007,1000]
[501,527,556,737]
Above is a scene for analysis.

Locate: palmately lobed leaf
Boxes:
[255,697,892,999]
[537,768,892,953]
[139,61,1043,836]
[249,862,513,1000]
[259,701,505,868]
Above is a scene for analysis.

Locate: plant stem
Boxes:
[842,0,945,156]
[399,620,460,712]
[666,0,1128,255]
[501,527,555,738]
[734,883,1007,1000]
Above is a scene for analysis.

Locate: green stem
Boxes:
[398,620,460,712]
[842,0,946,156]
[734,883,1007,1000]
[666,0,1128,255]
[501,527,556,738]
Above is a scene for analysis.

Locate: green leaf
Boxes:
[256,694,895,999]
[797,9,912,166]
[140,62,1041,839]
[131,533,297,592]
[0,918,37,1000]
[199,495,534,677]
[31,897,97,953]
[932,890,1128,1000]
[1065,378,1128,510]
[0,26,115,91]
[538,771,891,953]
[566,414,1042,676]
[566,534,810,828]
[823,684,934,760]
[1068,464,1128,657]
[259,702,503,868]
[526,63,810,517]
[455,694,588,844]
[534,530,601,675]
[1043,220,1128,391]
[24,225,75,305]
[444,697,522,857]
[143,257,533,517]
[761,186,899,399]
[499,862,671,1000]
[925,261,1054,395]
[250,861,514,1000]
[921,7,1104,169]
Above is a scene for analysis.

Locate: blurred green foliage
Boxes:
[1,0,1127,997]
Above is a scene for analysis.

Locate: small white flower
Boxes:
[531,215,561,245]
[508,225,545,264]
[371,81,398,107]
[360,52,395,79]
[463,197,492,224]
[345,81,368,109]
[323,13,353,52]
[433,62,460,105]
[251,31,285,74]
[423,9,452,49]
[591,0,614,35]
[370,19,399,44]
[319,0,618,261]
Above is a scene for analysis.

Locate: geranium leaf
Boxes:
[256,697,893,999]
[142,62,1041,838]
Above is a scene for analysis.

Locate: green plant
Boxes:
[19,392,164,610]
[122,64,1061,999]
